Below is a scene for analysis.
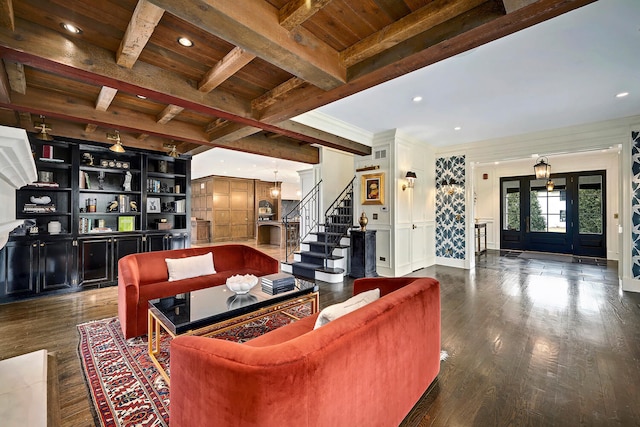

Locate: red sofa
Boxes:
[117,244,279,339]
[170,276,441,427]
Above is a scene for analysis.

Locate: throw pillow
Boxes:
[165,252,216,282]
[313,288,380,329]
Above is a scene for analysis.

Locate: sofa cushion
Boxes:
[313,288,380,329]
[166,252,216,281]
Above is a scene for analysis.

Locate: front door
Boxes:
[500,171,606,257]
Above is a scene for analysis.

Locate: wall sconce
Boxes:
[533,156,550,179]
[438,178,458,195]
[402,171,417,191]
[107,130,125,153]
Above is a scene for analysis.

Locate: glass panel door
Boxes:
[500,180,523,249]
[573,174,606,256]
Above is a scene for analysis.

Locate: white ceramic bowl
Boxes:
[225,274,258,294]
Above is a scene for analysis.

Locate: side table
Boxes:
[350,229,377,278]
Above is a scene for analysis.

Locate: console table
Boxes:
[475,222,487,255]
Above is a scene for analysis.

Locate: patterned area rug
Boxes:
[77,305,312,427]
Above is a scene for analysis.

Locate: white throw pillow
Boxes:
[165,252,216,282]
[313,288,380,329]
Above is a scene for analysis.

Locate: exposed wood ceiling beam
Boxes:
[502,0,538,13]
[279,0,333,31]
[207,121,262,144]
[258,0,595,124]
[137,133,149,140]
[276,120,371,155]
[95,86,118,111]
[1,88,320,163]
[146,0,346,91]
[17,111,31,129]
[116,0,165,68]
[2,59,25,94]
[341,0,487,67]
[85,123,98,133]
[251,77,306,111]
[216,133,319,164]
[198,47,256,93]
[0,58,10,103]
[156,104,184,124]
[0,0,14,32]
[0,18,251,120]
[204,118,228,133]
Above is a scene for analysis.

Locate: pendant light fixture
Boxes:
[34,115,53,141]
[546,179,555,192]
[533,156,551,179]
[270,170,280,199]
[107,130,125,153]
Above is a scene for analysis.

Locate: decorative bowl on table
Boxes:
[225,274,258,294]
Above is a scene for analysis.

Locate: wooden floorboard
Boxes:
[1,242,639,426]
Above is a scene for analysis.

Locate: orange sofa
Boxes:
[117,244,279,339]
[170,276,441,427]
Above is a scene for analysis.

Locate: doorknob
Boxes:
[412,224,417,229]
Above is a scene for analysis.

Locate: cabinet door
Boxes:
[3,241,38,297]
[113,234,143,279]
[39,239,74,292]
[146,234,168,252]
[78,237,112,286]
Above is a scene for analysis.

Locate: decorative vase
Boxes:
[359,212,368,231]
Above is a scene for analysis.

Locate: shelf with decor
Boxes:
[145,154,190,232]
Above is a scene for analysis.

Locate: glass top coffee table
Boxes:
[147,276,318,384]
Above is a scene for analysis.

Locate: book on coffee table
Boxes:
[261,272,296,295]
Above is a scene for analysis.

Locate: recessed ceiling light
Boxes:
[177,37,193,47]
[136,94,146,99]
[61,23,82,34]
[494,161,500,165]
[454,126,462,131]
[412,96,423,103]
[616,92,629,98]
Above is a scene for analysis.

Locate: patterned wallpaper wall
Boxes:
[632,132,640,278]
[435,155,466,259]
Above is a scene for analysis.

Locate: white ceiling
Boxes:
[194,0,640,182]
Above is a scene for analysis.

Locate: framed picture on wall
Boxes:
[361,172,384,205]
[147,197,161,213]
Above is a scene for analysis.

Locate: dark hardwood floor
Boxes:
[1,242,639,426]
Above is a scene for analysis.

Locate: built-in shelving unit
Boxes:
[0,134,191,302]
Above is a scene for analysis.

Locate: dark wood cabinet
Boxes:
[350,230,377,278]
[0,238,74,299]
[1,134,192,301]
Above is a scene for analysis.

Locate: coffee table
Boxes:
[147,276,318,384]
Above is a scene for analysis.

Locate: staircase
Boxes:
[282,178,354,283]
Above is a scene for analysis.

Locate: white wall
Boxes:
[319,147,354,213]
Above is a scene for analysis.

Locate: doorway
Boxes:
[500,170,606,257]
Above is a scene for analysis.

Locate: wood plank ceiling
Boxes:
[0,0,594,163]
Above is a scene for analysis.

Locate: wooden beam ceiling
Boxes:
[2,59,25,94]
[279,0,333,31]
[116,0,165,69]
[198,47,256,93]
[146,0,346,91]
[95,86,118,111]
[0,58,9,103]
[0,0,14,32]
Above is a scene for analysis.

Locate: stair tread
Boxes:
[299,251,343,260]
[290,262,345,275]
[303,242,349,249]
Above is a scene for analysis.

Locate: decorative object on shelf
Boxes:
[361,172,384,205]
[175,184,181,194]
[107,199,118,212]
[30,195,51,205]
[402,171,417,191]
[37,171,53,183]
[85,198,97,213]
[123,171,132,191]
[147,197,160,213]
[107,130,125,153]
[155,218,171,230]
[158,160,168,173]
[130,201,138,212]
[225,274,258,294]
[118,216,135,232]
[270,170,280,198]
[359,212,368,231]
[98,171,105,190]
[34,115,53,141]
[165,143,179,158]
[82,152,95,165]
[533,156,551,179]
[47,220,61,235]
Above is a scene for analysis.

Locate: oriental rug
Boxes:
[78,305,312,427]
